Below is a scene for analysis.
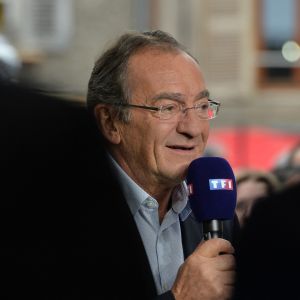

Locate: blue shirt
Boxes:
[109,155,192,294]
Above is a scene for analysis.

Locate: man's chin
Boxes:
[160,157,199,185]
[172,162,191,182]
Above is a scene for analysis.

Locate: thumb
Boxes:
[195,238,235,258]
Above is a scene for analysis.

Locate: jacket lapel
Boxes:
[180,213,203,259]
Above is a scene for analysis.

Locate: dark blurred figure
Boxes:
[0,80,149,299]
[235,169,281,227]
[0,80,99,298]
[234,183,300,300]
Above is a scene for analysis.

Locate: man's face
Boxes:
[113,49,210,193]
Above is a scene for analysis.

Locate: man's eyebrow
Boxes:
[195,89,210,100]
[151,92,184,102]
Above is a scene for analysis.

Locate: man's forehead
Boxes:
[127,51,202,83]
[128,47,196,70]
[127,48,206,99]
[151,90,209,101]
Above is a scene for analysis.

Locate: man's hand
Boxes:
[171,238,235,300]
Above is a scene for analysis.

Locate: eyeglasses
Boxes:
[110,99,221,120]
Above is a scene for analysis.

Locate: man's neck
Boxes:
[151,189,173,223]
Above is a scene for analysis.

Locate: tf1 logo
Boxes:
[209,179,233,190]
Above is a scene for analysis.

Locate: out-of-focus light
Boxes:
[281,40,300,62]
[0,34,21,81]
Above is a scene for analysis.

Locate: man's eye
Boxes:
[195,103,209,110]
[161,104,178,113]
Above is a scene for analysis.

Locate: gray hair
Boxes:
[86,30,194,122]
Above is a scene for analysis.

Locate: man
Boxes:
[87,30,237,299]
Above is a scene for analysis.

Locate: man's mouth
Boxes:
[167,145,194,151]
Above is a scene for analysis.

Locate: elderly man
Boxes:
[87,30,237,300]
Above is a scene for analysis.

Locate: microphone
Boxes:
[186,157,236,240]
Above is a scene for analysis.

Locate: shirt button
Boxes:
[143,199,157,209]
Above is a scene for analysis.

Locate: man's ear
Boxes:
[94,104,121,144]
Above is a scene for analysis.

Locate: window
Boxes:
[256,0,300,87]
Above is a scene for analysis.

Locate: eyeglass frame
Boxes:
[107,95,221,121]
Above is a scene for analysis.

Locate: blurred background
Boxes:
[1,0,299,174]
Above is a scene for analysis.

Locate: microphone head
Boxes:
[186,157,237,222]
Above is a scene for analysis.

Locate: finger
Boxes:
[195,238,235,258]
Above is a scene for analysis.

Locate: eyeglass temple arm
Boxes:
[114,103,160,111]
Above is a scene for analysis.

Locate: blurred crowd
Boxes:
[233,143,300,300]
[234,142,300,227]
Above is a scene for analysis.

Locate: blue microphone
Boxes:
[186,157,237,240]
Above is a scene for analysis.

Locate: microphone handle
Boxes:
[203,220,223,240]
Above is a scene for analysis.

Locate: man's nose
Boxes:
[182,106,196,115]
[176,107,207,137]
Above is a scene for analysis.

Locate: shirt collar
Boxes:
[107,153,191,220]
[108,153,147,215]
[173,181,192,221]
